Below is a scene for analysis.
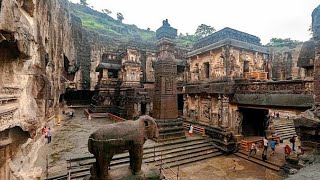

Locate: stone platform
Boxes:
[84,164,161,180]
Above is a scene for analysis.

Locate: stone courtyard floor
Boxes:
[33,109,284,179]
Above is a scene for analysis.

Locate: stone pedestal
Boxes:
[84,164,161,180]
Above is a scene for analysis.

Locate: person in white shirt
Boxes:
[262,136,268,155]
[188,125,193,136]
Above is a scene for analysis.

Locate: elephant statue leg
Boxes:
[96,152,113,180]
[129,145,143,175]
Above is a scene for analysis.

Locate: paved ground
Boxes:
[33,109,285,179]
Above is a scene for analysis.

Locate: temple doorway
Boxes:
[141,103,146,115]
[240,107,268,137]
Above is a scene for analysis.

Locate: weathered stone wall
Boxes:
[0,0,117,179]
[188,46,267,82]
[271,46,302,80]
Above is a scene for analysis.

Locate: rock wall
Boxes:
[0,0,118,179]
[294,5,320,152]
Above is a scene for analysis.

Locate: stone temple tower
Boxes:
[153,20,178,119]
[153,20,185,141]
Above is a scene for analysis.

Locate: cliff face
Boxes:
[0,0,113,179]
[294,5,320,153]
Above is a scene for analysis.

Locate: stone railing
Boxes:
[106,113,126,122]
[235,80,314,94]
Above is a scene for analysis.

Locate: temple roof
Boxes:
[188,27,268,57]
[194,27,261,49]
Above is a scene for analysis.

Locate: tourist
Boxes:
[69,110,74,119]
[270,139,276,156]
[284,144,291,159]
[297,146,304,157]
[42,126,47,136]
[248,142,257,158]
[290,135,296,151]
[47,127,52,144]
[188,124,193,136]
[232,159,237,172]
[262,136,268,155]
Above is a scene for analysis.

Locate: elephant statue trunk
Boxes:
[88,115,158,180]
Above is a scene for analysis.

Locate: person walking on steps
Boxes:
[47,127,52,144]
[290,135,296,151]
[270,139,276,156]
[248,142,257,158]
[188,124,194,136]
[263,136,268,155]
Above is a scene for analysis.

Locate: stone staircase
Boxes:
[47,137,222,180]
[155,118,185,141]
[273,119,296,141]
[234,150,282,172]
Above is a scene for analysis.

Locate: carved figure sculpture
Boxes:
[88,115,159,179]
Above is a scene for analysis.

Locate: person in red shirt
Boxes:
[42,126,47,136]
[284,144,291,159]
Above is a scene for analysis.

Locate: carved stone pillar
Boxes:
[183,95,189,118]
[221,95,230,128]
[224,45,231,79]
[195,95,200,121]
[208,95,212,125]
[217,95,222,127]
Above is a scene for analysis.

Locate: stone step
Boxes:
[274,126,295,129]
[158,131,185,140]
[158,126,184,133]
[156,121,183,127]
[275,131,296,137]
[158,151,222,168]
[234,151,281,172]
[274,128,296,133]
[144,139,207,154]
[144,137,204,149]
[144,143,215,162]
[280,134,297,141]
[274,121,294,125]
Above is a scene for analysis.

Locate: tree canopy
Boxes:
[266,38,302,48]
[195,24,216,38]
[117,13,124,22]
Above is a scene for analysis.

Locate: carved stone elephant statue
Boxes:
[88,115,159,179]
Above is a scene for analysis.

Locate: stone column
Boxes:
[208,95,212,125]
[224,45,231,79]
[221,95,230,128]
[217,95,222,127]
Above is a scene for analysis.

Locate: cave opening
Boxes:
[62,90,95,105]
[0,31,20,60]
[0,127,31,167]
[240,107,268,137]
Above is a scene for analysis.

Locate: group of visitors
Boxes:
[248,135,303,161]
[41,126,52,144]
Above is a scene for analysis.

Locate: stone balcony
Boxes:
[96,78,121,89]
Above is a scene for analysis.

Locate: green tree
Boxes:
[80,0,88,6]
[117,12,124,22]
[266,38,302,48]
[195,24,216,37]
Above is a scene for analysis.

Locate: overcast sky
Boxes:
[70,0,319,44]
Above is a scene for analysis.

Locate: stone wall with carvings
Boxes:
[188,46,267,82]
[270,45,303,80]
